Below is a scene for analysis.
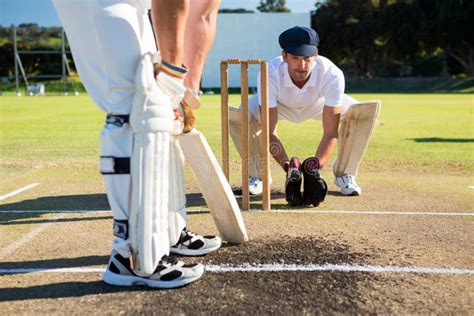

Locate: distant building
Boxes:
[201,13,311,88]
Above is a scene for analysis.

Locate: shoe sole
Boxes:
[340,190,360,196]
[170,241,222,256]
[103,268,204,289]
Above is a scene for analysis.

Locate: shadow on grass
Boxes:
[0,193,111,223]
[0,281,153,302]
[0,193,110,211]
[0,215,112,226]
[408,137,474,143]
[0,255,108,270]
[0,193,209,223]
[0,189,318,216]
[0,193,209,212]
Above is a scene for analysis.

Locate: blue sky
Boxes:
[0,0,317,27]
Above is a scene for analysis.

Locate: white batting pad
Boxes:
[333,100,381,177]
[179,129,248,244]
[168,137,187,246]
[128,53,175,276]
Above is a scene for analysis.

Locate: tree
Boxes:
[312,0,474,77]
[0,25,66,80]
[257,0,290,13]
[420,0,474,76]
[312,0,387,77]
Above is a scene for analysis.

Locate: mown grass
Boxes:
[0,94,472,181]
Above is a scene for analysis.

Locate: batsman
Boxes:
[229,26,381,206]
[52,0,247,289]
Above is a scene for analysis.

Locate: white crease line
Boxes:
[1,263,473,275]
[0,209,473,217]
[0,210,111,213]
[468,186,474,190]
[0,213,66,260]
[0,267,105,274]
[0,183,39,201]
[206,263,474,275]
[268,210,474,216]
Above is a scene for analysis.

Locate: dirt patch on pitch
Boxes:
[200,235,372,265]
[186,236,379,314]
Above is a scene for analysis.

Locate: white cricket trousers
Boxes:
[229,93,359,178]
[52,0,185,258]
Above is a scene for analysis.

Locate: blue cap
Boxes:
[278,26,319,57]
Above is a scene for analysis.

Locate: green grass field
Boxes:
[0,93,473,208]
[1,94,472,178]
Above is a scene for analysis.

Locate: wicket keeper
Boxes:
[230,26,380,206]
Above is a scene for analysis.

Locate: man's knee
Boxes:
[229,107,241,124]
[334,100,381,176]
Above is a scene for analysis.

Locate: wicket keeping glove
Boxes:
[301,157,328,207]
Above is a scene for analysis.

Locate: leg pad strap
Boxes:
[113,219,129,239]
[100,157,130,174]
[106,114,130,127]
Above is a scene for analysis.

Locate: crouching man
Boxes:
[230,26,381,206]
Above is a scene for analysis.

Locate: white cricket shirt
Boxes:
[258,55,345,110]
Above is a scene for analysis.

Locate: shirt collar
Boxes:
[283,61,318,92]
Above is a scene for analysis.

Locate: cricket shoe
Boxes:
[334,174,361,196]
[249,176,263,195]
[103,250,204,289]
[170,227,222,256]
[285,157,304,206]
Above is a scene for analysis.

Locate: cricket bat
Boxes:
[179,129,248,244]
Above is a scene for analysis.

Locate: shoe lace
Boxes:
[343,174,357,185]
[249,176,261,186]
[160,255,178,266]
[178,227,197,244]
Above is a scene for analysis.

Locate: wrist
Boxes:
[317,158,324,169]
[156,71,186,106]
[282,160,290,172]
[313,155,324,169]
[160,60,187,80]
[302,157,321,175]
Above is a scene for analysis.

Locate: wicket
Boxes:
[220,59,271,211]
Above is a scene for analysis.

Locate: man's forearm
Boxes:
[151,0,188,66]
[183,0,220,93]
[315,135,337,169]
[269,134,289,170]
